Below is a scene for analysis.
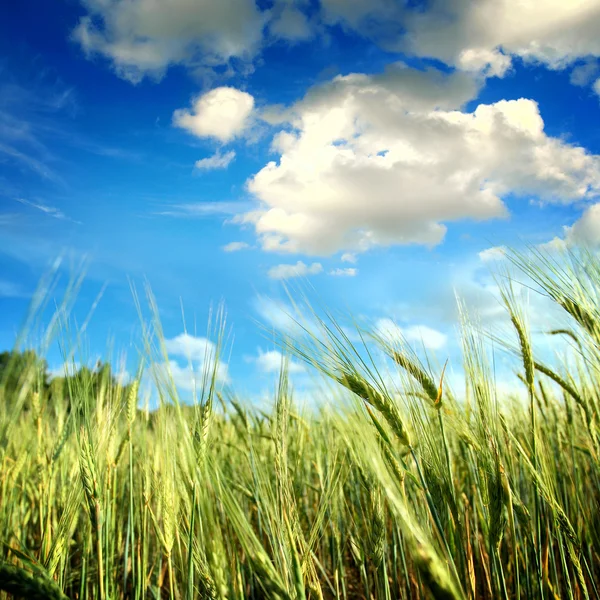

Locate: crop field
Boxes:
[0,248,599,600]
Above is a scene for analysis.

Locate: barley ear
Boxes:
[0,563,69,600]
[391,351,439,404]
[127,378,139,428]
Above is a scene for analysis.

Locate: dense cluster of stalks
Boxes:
[1,247,600,600]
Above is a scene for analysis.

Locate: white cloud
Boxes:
[537,203,600,249]
[250,348,305,373]
[450,254,573,337]
[173,87,254,142]
[538,236,567,252]
[153,359,228,392]
[341,253,357,263]
[72,0,600,87]
[329,267,357,276]
[161,333,229,387]
[408,0,600,74]
[564,203,600,247]
[243,64,600,256]
[457,48,513,78]
[194,150,236,171]
[594,78,600,98]
[570,59,600,86]
[479,246,507,262]
[253,296,302,333]
[321,0,600,78]
[114,369,132,385]
[267,261,323,279]
[376,318,448,351]
[446,368,529,406]
[72,0,267,83]
[222,241,250,252]
[165,333,213,359]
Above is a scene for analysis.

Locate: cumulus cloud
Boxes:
[375,318,448,351]
[242,64,600,256]
[268,261,323,279]
[159,333,229,388]
[72,0,600,86]
[194,150,236,170]
[564,203,600,247]
[479,246,507,262]
[173,87,254,142]
[411,0,600,74]
[329,267,357,276]
[321,0,600,78]
[341,253,357,263]
[152,360,227,392]
[594,78,600,98]
[72,0,267,82]
[457,48,512,78]
[250,348,306,373]
[537,236,568,252]
[165,333,211,357]
[537,203,600,249]
[222,241,250,252]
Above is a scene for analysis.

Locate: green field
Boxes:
[1,248,599,599]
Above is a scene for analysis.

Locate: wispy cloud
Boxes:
[14,198,81,224]
[194,149,236,171]
[0,75,77,188]
[0,213,20,228]
[0,142,64,185]
[154,201,250,218]
[222,241,250,252]
[0,72,139,204]
[56,132,143,161]
[0,80,77,115]
[0,279,30,299]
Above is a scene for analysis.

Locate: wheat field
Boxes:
[0,247,599,599]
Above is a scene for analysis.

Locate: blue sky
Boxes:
[2,0,600,405]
